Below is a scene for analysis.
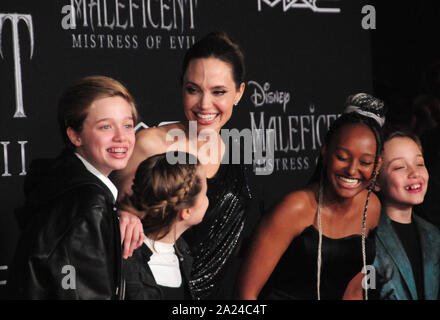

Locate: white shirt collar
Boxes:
[74,153,118,201]
[144,236,175,253]
[143,237,181,287]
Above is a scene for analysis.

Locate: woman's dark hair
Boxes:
[309,93,386,187]
[118,152,202,242]
[180,31,245,88]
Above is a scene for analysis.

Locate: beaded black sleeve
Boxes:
[182,162,250,300]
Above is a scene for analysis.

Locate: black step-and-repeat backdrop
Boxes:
[0,0,373,297]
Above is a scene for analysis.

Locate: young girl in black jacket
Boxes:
[7,76,138,299]
[119,152,208,300]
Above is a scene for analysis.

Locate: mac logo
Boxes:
[257,0,340,13]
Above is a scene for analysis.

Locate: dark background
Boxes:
[1,0,439,299]
[371,0,440,128]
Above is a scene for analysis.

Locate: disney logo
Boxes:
[247,80,291,112]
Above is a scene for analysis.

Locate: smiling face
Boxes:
[182,57,245,133]
[379,137,428,209]
[324,123,379,200]
[67,95,135,176]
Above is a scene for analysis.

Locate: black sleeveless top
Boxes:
[260,225,377,300]
[182,144,262,300]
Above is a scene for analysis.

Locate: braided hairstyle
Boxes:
[313,93,386,300]
[310,93,385,186]
[118,152,202,242]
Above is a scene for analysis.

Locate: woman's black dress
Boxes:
[260,225,377,300]
[183,157,262,300]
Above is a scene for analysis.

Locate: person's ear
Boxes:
[374,183,381,193]
[376,156,383,172]
[372,157,383,183]
[234,82,245,106]
[374,173,382,192]
[66,127,82,147]
[179,208,191,221]
[373,159,383,192]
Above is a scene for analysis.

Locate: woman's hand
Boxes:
[119,210,144,259]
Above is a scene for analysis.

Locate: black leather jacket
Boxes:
[7,150,124,299]
[123,237,193,300]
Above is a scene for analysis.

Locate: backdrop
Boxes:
[0,0,373,298]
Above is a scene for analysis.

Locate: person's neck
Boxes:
[384,201,413,224]
[149,224,189,244]
[321,185,355,214]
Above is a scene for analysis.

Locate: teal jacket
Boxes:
[372,210,440,300]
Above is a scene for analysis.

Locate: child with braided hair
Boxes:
[238,93,385,300]
[119,152,208,300]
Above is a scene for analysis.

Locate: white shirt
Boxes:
[74,153,118,201]
[144,237,182,288]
